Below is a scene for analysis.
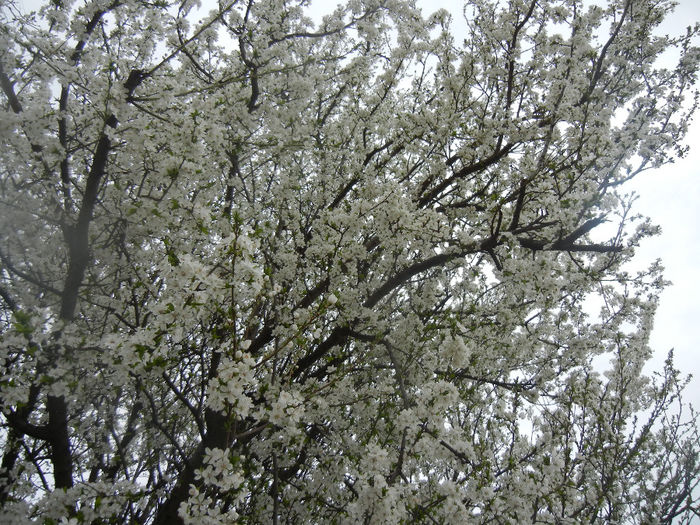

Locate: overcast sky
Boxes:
[624,0,700,416]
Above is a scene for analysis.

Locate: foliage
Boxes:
[1,0,699,522]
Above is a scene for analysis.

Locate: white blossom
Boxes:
[0,0,698,523]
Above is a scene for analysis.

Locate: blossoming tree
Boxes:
[1,0,699,522]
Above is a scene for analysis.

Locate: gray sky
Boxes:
[616,0,700,413]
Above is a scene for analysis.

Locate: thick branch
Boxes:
[292,252,469,381]
[291,326,352,380]
[419,143,514,207]
[507,179,528,232]
[554,217,606,247]
[3,383,49,441]
[504,0,538,109]
[0,62,23,114]
[60,114,117,320]
[579,0,631,107]
[46,395,72,489]
[518,237,622,253]
[363,252,457,309]
[0,285,18,311]
[151,442,205,525]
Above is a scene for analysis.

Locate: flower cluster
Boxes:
[196,448,245,493]
[1,0,699,522]
[269,389,305,427]
[206,354,256,416]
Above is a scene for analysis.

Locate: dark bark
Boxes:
[151,443,206,525]
[46,111,119,490]
[60,114,117,320]
[418,143,514,207]
[0,429,22,506]
[46,395,73,489]
[291,325,353,380]
[0,62,23,114]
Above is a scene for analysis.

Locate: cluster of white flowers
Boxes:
[348,475,408,523]
[269,389,305,428]
[29,481,140,524]
[178,485,241,525]
[439,332,472,369]
[218,229,265,301]
[1,0,699,522]
[206,354,256,416]
[0,500,30,525]
[196,447,245,493]
[413,380,459,427]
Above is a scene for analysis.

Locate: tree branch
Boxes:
[507,179,528,232]
[60,114,118,320]
[419,143,514,207]
[0,61,23,114]
[0,247,62,296]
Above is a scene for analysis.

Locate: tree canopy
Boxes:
[1,0,699,522]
